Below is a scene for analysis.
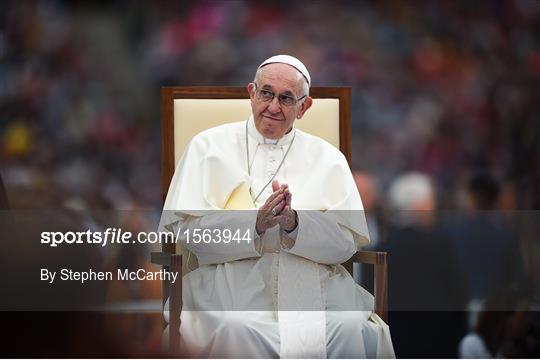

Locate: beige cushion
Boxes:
[173,98,340,165]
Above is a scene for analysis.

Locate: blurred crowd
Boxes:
[2,0,539,210]
[356,170,539,357]
[1,0,540,357]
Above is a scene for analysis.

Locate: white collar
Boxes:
[247,115,295,146]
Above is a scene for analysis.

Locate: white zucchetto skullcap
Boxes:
[258,55,311,86]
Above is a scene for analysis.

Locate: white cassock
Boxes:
[159,116,395,358]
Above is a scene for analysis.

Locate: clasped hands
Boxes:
[256,180,297,235]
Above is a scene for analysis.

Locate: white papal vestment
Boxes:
[159,117,395,358]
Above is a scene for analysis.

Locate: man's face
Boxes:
[247,63,312,139]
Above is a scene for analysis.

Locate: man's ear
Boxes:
[247,83,256,99]
[296,96,313,119]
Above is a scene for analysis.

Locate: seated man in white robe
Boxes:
[160,55,394,358]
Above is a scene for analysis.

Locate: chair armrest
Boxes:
[352,250,387,265]
[151,252,178,267]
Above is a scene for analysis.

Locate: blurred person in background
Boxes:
[352,170,383,286]
[0,173,9,209]
[377,172,467,358]
[459,287,540,358]
[353,171,381,249]
[445,172,527,327]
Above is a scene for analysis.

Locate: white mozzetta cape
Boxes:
[160,117,394,358]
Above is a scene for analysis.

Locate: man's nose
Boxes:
[267,96,282,114]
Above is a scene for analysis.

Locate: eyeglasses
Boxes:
[254,84,307,107]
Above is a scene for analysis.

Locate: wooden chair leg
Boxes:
[151,246,183,354]
[352,251,389,323]
[169,254,182,354]
[374,256,388,323]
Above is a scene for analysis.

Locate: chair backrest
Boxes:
[161,86,352,273]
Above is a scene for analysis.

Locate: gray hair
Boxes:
[388,172,433,211]
[387,172,435,227]
[253,66,310,98]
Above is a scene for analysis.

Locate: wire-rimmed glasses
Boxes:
[253,84,307,107]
